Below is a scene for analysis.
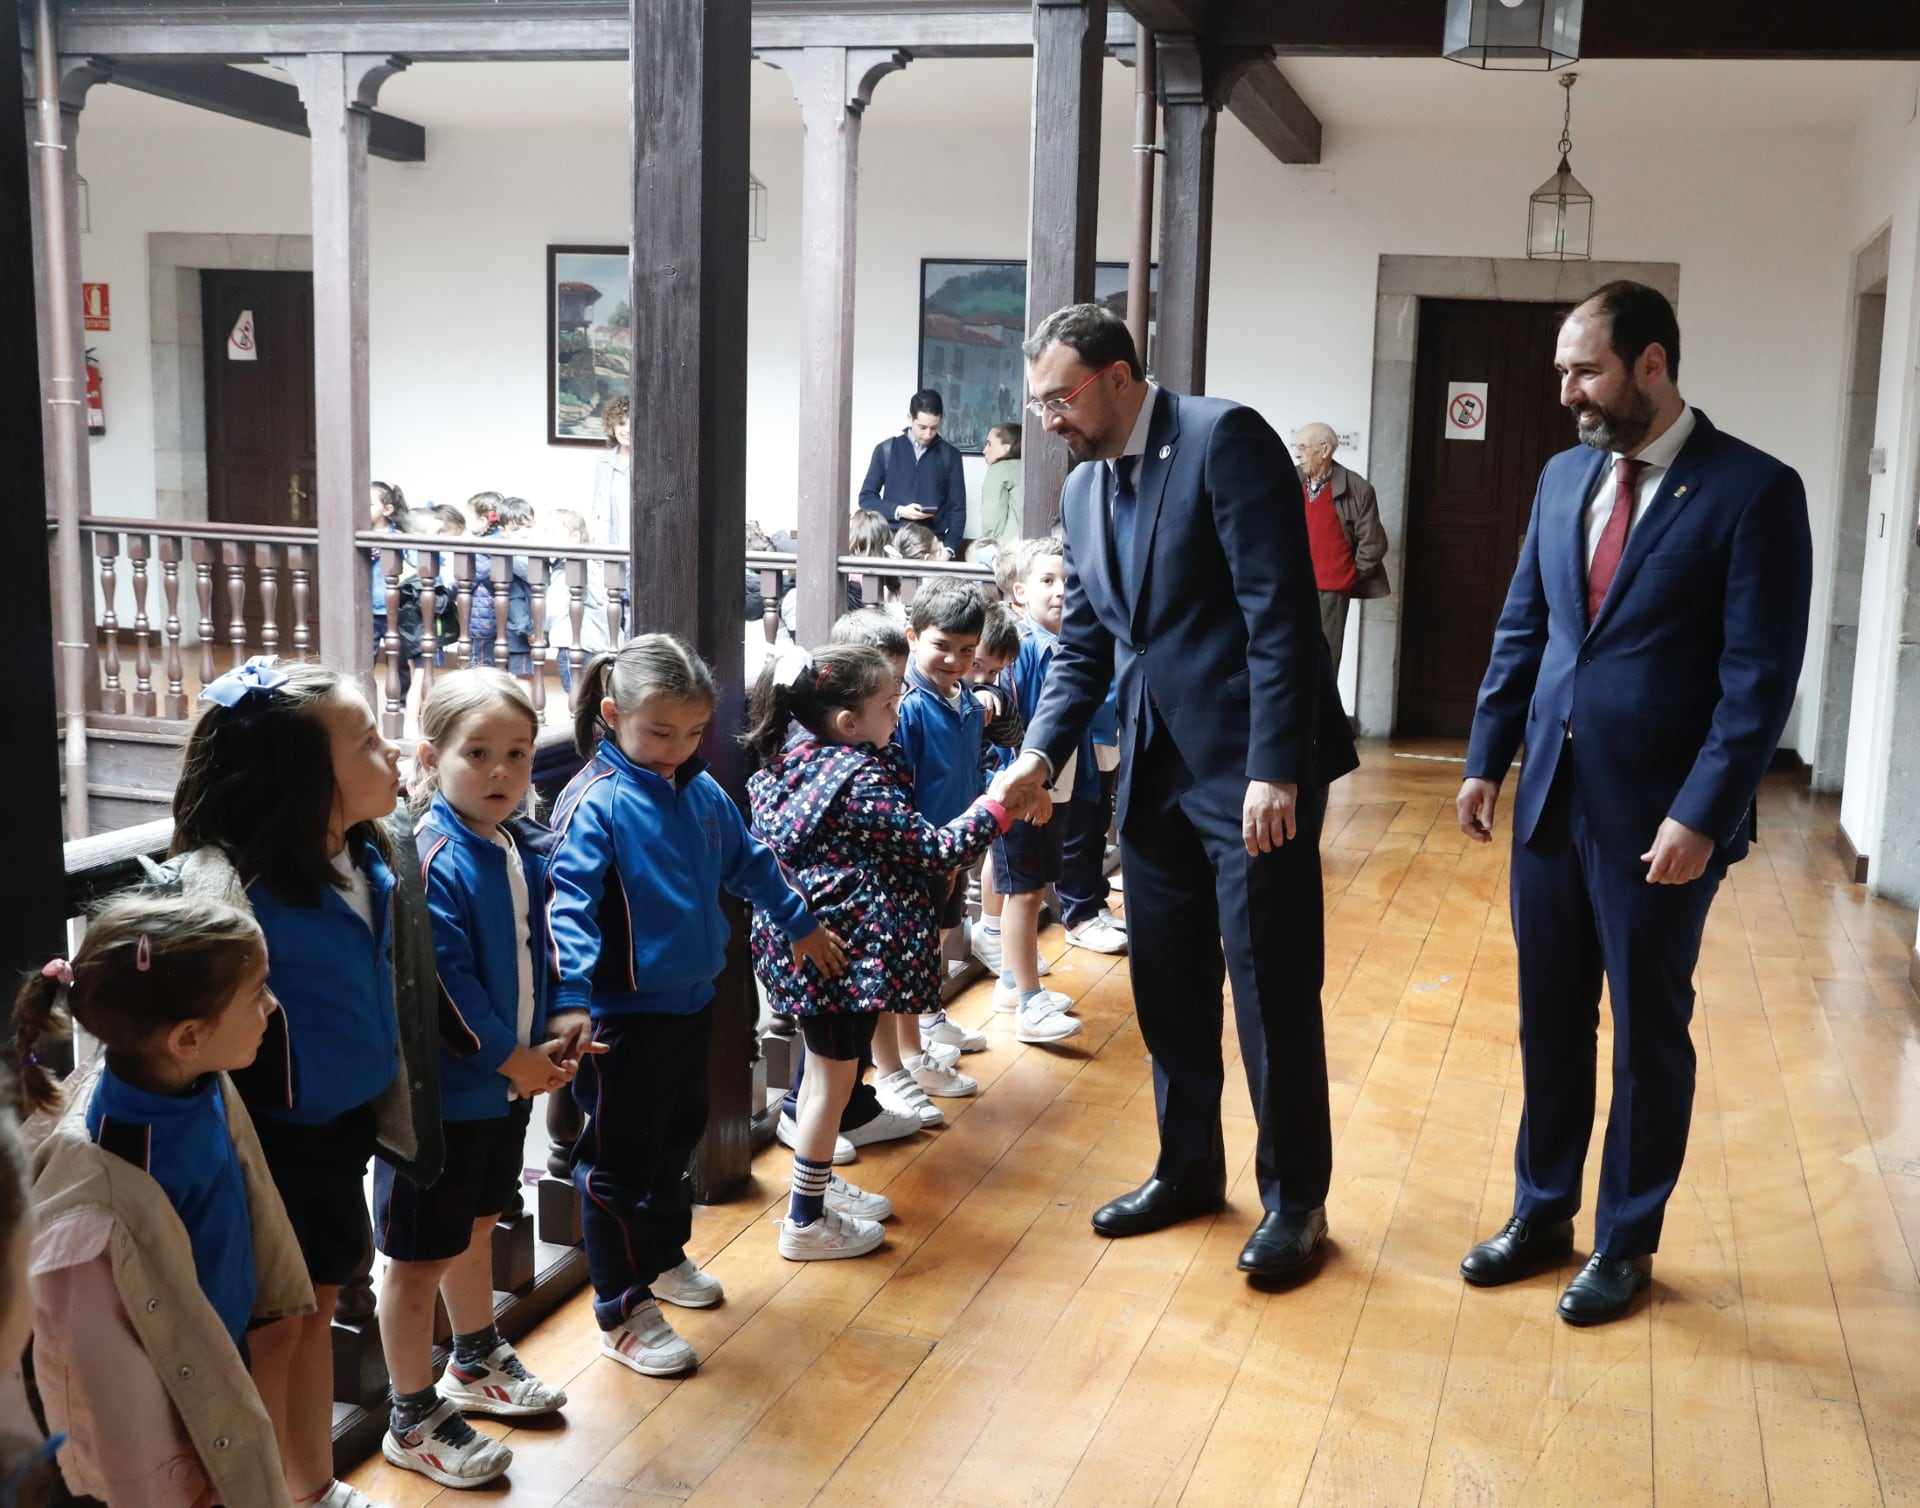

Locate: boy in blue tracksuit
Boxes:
[547,634,843,1378]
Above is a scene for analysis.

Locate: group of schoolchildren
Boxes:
[368,481,615,704]
[0,528,1113,1505]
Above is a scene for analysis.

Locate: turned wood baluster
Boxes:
[159,537,187,719]
[220,542,248,670]
[604,560,625,652]
[381,555,406,737]
[289,545,313,660]
[126,534,156,716]
[488,552,511,673]
[416,549,439,699]
[524,556,549,721]
[94,532,124,714]
[565,558,587,705]
[453,553,476,669]
[254,544,281,660]
[191,540,217,690]
[761,568,781,644]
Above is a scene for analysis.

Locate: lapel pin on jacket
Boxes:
[1159,444,1172,460]
[1673,485,1689,497]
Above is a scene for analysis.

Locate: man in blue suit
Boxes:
[999,305,1357,1282]
[1457,282,1811,1324]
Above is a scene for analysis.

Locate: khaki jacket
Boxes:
[29,1063,313,1506]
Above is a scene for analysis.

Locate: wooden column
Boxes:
[3,0,73,966]
[631,0,756,1200]
[1021,0,1106,534]
[281,52,404,680]
[1154,35,1218,397]
[761,46,905,649]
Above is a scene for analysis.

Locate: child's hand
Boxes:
[792,925,848,979]
[547,1010,605,1072]
[501,1042,569,1098]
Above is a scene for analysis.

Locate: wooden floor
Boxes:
[347,741,1920,1508]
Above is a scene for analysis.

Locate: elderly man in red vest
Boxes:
[1292,423,1389,684]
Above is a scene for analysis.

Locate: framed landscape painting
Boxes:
[547,245,631,446]
[916,258,1157,454]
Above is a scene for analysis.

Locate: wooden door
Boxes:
[1398,298,1569,738]
[201,270,315,650]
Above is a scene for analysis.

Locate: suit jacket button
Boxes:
[1578,653,1592,665]
[1132,642,1146,654]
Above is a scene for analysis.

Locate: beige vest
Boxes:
[31,1066,313,1506]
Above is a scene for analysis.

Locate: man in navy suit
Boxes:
[998,305,1357,1281]
[1457,282,1811,1324]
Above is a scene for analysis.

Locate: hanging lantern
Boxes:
[748,173,768,243]
[1445,0,1583,71]
[1527,73,1592,261]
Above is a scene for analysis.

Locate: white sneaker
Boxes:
[921,1009,988,1054]
[777,1110,854,1165]
[825,1172,893,1221]
[599,1299,697,1377]
[438,1341,567,1417]
[842,1106,923,1146]
[382,1397,513,1488]
[916,1037,963,1071]
[314,1483,385,1508]
[651,1257,724,1309]
[906,1050,978,1098]
[877,1068,945,1128]
[1037,951,1053,976]
[994,983,1075,1016]
[1065,912,1128,954]
[1016,1004,1084,1044]
[779,1207,885,1261]
[970,925,1004,972]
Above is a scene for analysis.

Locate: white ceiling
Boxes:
[81,54,1897,140]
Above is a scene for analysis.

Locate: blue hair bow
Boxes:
[198,654,291,708]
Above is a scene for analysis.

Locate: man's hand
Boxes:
[793,925,849,978]
[1242,780,1298,856]
[1457,778,1500,843]
[895,504,932,522]
[1641,818,1714,884]
[996,751,1054,824]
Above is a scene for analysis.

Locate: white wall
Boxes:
[71,55,1857,747]
[1833,65,1920,916]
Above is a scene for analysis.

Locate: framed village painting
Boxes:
[916,259,1157,454]
[547,245,632,446]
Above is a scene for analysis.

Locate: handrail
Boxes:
[64,513,320,544]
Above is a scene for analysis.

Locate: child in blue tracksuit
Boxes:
[548,634,846,1379]
[375,669,586,1489]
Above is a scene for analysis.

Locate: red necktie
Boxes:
[1587,457,1645,622]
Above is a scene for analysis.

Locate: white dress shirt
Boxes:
[1108,381,1161,496]
[1582,403,1696,568]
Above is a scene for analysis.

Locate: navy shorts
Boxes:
[374,1099,534,1263]
[936,871,969,930]
[993,815,1064,896]
[251,1102,377,1289]
[799,1012,880,1062]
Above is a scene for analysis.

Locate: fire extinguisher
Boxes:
[84,349,105,437]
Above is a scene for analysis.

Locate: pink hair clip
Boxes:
[135,934,152,973]
[40,959,72,986]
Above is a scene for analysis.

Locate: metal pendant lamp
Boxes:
[1527,73,1592,261]
[1445,0,1584,71]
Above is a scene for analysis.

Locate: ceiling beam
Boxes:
[1225,59,1319,163]
[94,61,426,160]
[54,1,1039,62]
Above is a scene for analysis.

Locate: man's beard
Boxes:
[1571,382,1657,453]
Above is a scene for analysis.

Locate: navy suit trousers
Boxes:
[1510,757,1725,1257]
[1120,729,1332,1214]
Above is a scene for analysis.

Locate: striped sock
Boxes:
[789,1154,832,1227]
[980,919,1001,936]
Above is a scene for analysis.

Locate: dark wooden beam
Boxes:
[95,60,426,161]
[1135,0,1920,58]
[629,0,757,1201]
[1,0,79,966]
[1022,0,1107,534]
[1225,57,1319,164]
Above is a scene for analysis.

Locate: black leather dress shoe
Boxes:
[1557,1254,1652,1326]
[1459,1215,1575,1288]
[1237,1207,1328,1280]
[1091,1178,1226,1238]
